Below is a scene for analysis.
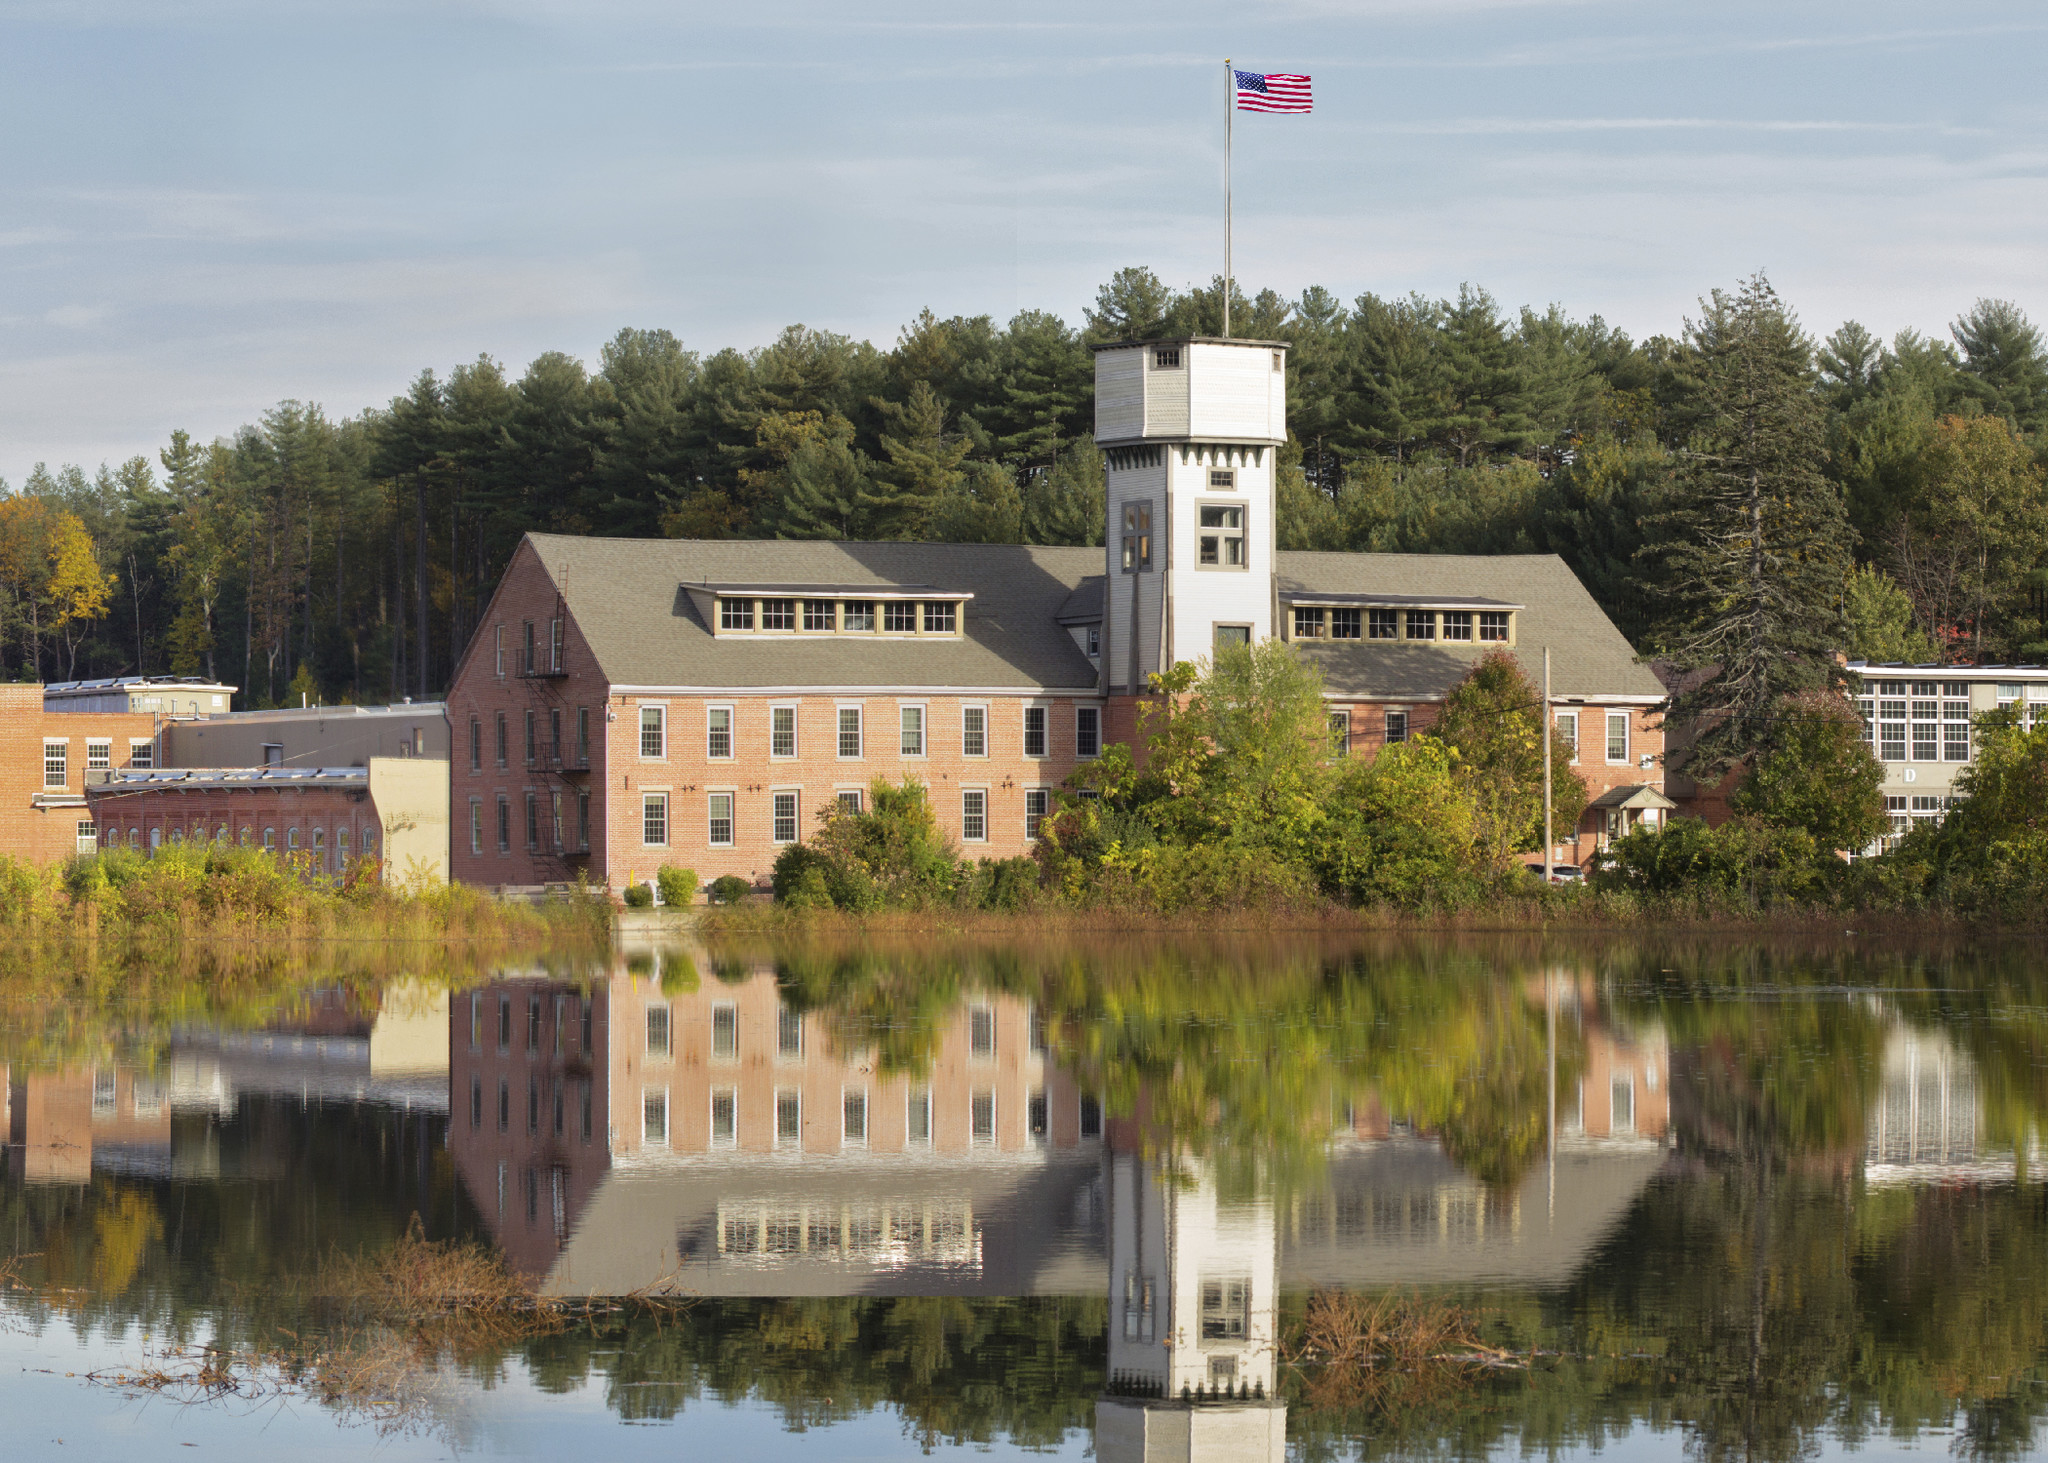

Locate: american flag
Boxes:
[1234,70,1311,113]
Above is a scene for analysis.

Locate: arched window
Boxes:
[149,828,161,852]
[170,829,183,846]
[214,824,227,845]
[287,827,300,850]
[127,827,139,849]
[262,828,276,851]
[239,826,251,847]
[337,827,350,861]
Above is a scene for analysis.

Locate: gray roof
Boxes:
[524,535,1103,691]
[514,537,1655,700]
[1279,552,1662,701]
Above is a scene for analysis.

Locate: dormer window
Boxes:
[884,602,918,632]
[719,599,754,631]
[761,598,796,630]
[922,601,956,634]
[1442,611,1473,642]
[844,600,875,632]
[1368,609,1398,640]
[1479,611,1511,642]
[698,584,966,638]
[803,599,836,631]
[1153,347,1181,369]
[1293,606,1325,638]
[1405,610,1435,640]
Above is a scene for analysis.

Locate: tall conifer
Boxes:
[1644,273,1853,779]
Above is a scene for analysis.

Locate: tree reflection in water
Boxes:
[0,934,2042,1459]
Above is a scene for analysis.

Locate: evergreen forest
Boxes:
[7,266,2047,709]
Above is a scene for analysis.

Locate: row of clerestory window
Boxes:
[716,598,961,635]
[1291,606,1512,643]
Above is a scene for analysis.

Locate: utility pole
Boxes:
[1542,645,1553,883]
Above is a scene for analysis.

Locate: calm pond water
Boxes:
[1,933,2044,1462]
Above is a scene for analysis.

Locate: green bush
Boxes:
[655,864,698,906]
[708,874,753,906]
[621,881,654,908]
[956,856,1041,912]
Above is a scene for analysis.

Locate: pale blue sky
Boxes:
[2,0,2044,482]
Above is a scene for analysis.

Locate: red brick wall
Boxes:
[84,781,381,873]
[447,541,1106,893]
[0,686,162,862]
[1329,698,1666,867]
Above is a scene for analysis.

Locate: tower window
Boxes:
[1121,502,1153,572]
[1153,347,1181,368]
[1272,350,1284,371]
[1198,505,1245,567]
[1208,468,1235,489]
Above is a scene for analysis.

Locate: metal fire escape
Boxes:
[517,592,592,888]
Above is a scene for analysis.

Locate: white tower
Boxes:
[1092,337,1290,694]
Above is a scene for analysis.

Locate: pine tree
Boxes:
[860,382,969,539]
[1644,273,1854,779]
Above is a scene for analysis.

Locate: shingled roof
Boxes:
[1280,552,1662,701]
[523,535,1103,691]
[514,535,1657,700]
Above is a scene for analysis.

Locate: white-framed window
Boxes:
[719,598,754,631]
[287,827,301,850]
[962,704,987,757]
[707,705,734,759]
[1385,709,1408,745]
[1480,611,1511,642]
[708,791,734,847]
[494,623,505,676]
[775,1088,801,1146]
[1611,1075,1634,1133]
[778,1007,804,1058]
[971,1089,996,1146]
[836,788,863,815]
[1555,710,1580,763]
[85,740,111,772]
[962,788,987,842]
[1076,706,1101,759]
[1405,610,1436,641]
[1911,683,1939,761]
[1197,503,1246,567]
[1328,711,1350,756]
[770,704,797,758]
[772,790,799,844]
[1023,705,1048,758]
[711,1002,739,1059]
[803,598,836,632]
[1943,685,1970,762]
[923,601,957,634]
[549,616,564,673]
[837,704,863,758]
[646,1003,671,1059]
[1153,345,1180,369]
[639,704,666,759]
[469,799,483,855]
[969,1004,996,1059]
[843,599,875,632]
[907,1086,933,1145]
[1086,626,1101,658]
[900,703,926,757]
[842,1088,868,1147]
[643,1088,669,1147]
[128,739,153,769]
[643,792,669,847]
[469,717,482,771]
[884,600,918,632]
[1441,610,1473,642]
[1208,467,1235,489]
[1605,712,1630,764]
[1025,789,1049,840]
[710,1087,737,1147]
[43,741,66,789]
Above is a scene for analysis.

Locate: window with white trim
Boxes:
[1479,611,1511,642]
[962,705,986,757]
[1877,682,1907,760]
[1024,789,1049,840]
[775,1088,801,1145]
[1023,706,1048,758]
[923,601,956,633]
[643,1089,668,1146]
[971,1090,996,1145]
[1911,682,1939,760]
[907,1086,932,1145]
[708,792,734,847]
[43,741,66,788]
[900,704,925,756]
[836,789,862,815]
[637,704,668,759]
[772,790,798,844]
[1943,685,1970,761]
[86,740,111,771]
[1328,711,1350,755]
[1606,712,1630,764]
[842,1089,868,1146]
[1385,709,1408,745]
[1076,706,1100,759]
[494,623,505,676]
[642,792,669,847]
[128,739,153,769]
[710,1088,737,1146]
[837,706,862,758]
[719,598,754,631]
[707,706,733,759]
[962,788,987,842]
[470,799,483,855]
[1555,710,1579,762]
[761,598,796,630]
[646,1004,671,1059]
[969,1004,995,1058]
[843,600,875,632]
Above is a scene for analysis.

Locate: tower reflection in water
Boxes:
[435,947,2038,1461]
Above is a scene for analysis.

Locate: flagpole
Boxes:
[1223,58,1232,339]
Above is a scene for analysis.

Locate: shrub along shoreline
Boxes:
[748,641,2048,931]
[0,844,611,946]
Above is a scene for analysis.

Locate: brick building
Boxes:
[448,337,1664,892]
[84,757,452,881]
[0,684,164,862]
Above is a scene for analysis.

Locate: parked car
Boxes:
[1525,861,1584,884]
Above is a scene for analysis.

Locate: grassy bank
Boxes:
[0,845,611,947]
